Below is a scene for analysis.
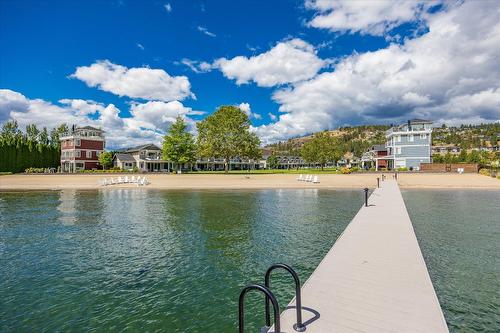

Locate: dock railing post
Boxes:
[265,263,305,332]
[377,177,380,188]
[364,188,369,207]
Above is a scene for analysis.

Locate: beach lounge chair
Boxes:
[131,176,136,183]
[136,177,144,186]
[313,176,319,183]
[306,175,313,182]
[124,176,129,183]
[143,177,150,185]
[297,174,303,181]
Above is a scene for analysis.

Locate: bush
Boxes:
[479,168,490,176]
[350,166,360,172]
[340,167,351,174]
[132,166,139,173]
[25,167,49,173]
[0,172,13,175]
[111,166,121,171]
[396,167,408,171]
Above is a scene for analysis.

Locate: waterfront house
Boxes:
[60,126,105,172]
[114,144,171,172]
[385,119,433,170]
[361,144,388,170]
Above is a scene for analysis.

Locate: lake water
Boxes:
[0,189,361,332]
[0,189,498,332]
[402,190,500,332]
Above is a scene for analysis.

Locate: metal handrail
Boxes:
[239,284,280,333]
[265,263,306,332]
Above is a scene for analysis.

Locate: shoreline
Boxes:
[1,173,498,190]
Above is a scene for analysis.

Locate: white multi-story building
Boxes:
[385,119,433,170]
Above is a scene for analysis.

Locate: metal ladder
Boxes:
[238,263,305,333]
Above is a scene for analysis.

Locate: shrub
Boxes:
[0,172,13,175]
[396,167,408,172]
[340,167,351,174]
[25,167,48,173]
[132,166,139,173]
[111,166,121,171]
[479,168,490,176]
[350,166,360,172]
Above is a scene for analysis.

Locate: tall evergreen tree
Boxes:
[162,116,196,172]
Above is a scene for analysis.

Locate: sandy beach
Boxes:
[0,173,498,190]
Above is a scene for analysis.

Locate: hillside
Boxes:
[265,123,500,157]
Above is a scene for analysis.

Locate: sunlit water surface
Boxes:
[1,189,498,332]
[402,190,500,332]
[0,189,361,332]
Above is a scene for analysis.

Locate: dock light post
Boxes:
[364,188,369,207]
[377,177,380,188]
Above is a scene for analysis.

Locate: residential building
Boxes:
[113,144,171,172]
[432,144,461,155]
[385,119,433,170]
[361,144,389,170]
[60,126,105,172]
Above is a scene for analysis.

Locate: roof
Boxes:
[409,119,433,124]
[76,126,103,131]
[117,143,161,153]
[371,144,386,151]
[114,153,136,162]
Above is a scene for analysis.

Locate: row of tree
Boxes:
[0,121,67,173]
[162,106,261,173]
[432,149,497,165]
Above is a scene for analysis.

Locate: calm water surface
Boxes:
[0,189,361,332]
[403,190,500,332]
[1,189,498,332]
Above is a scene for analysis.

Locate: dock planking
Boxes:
[271,179,448,333]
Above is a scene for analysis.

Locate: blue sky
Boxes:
[1,0,499,148]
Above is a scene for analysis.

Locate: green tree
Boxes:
[300,131,341,170]
[196,105,261,173]
[98,151,113,170]
[50,123,69,148]
[162,116,196,171]
[267,153,279,169]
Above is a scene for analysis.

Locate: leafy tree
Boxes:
[98,151,113,170]
[162,116,196,171]
[300,131,341,170]
[196,105,261,173]
[0,120,21,144]
[267,153,279,169]
[50,124,69,148]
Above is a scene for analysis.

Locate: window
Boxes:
[396,147,402,155]
[96,151,101,157]
[420,134,427,139]
[397,135,402,142]
[86,151,92,158]
[409,134,414,142]
[75,139,81,146]
[75,150,81,158]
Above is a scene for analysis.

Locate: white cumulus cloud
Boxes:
[238,102,262,120]
[305,0,443,35]
[0,89,201,149]
[70,60,194,102]
[256,1,500,143]
[213,38,326,87]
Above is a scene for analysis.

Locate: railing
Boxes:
[238,263,305,333]
[265,263,305,332]
[239,284,280,333]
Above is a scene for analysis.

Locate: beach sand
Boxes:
[0,173,498,190]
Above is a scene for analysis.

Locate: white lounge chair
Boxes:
[297,174,303,181]
[143,177,150,185]
[136,176,144,186]
[313,176,319,183]
[124,176,129,183]
[131,176,136,183]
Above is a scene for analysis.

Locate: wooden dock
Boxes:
[273,179,448,333]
